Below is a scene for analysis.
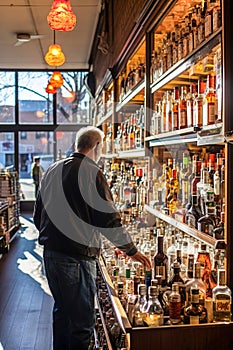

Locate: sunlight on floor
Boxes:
[17,251,51,296]
[17,216,51,296]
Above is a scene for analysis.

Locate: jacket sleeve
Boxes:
[33,190,42,230]
[93,170,138,256]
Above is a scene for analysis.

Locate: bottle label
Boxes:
[215,299,231,312]
[190,315,199,324]
[169,300,181,320]
[155,265,166,280]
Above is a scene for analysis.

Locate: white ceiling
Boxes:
[0,0,101,70]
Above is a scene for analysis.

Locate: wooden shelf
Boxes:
[151,28,222,94]
[144,204,216,248]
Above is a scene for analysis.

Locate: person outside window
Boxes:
[33,126,151,350]
[31,157,43,197]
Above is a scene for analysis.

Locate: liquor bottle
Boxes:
[183,288,207,324]
[179,86,188,129]
[193,79,206,127]
[197,1,206,45]
[117,333,128,350]
[185,262,207,306]
[168,262,184,287]
[205,0,214,38]
[165,91,173,132]
[143,285,164,327]
[212,269,232,323]
[185,161,202,229]
[212,0,222,33]
[167,235,177,277]
[203,73,217,126]
[197,205,217,237]
[180,151,191,207]
[187,254,195,280]
[172,86,179,131]
[153,235,168,284]
[196,243,217,298]
[171,31,178,65]
[187,84,197,128]
[213,210,224,240]
[167,169,179,214]
[168,262,186,307]
[117,281,127,312]
[169,283,181,324]
[126,275,140,324]
[106,122,113,154]
[132,284,147,327]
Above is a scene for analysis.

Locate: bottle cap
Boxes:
[138,284,147,295]
[173,262,180,269]
[148,285,158,296]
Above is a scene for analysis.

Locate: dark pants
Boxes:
[43,250,96,350]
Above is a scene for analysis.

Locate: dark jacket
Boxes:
[33,153,137,259]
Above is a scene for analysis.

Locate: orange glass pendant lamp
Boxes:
[45,44,66,67]
[45,82,57,94]
[50,71,64,88]
[47,0,77,32]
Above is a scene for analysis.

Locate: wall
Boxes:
[91,0,149,90]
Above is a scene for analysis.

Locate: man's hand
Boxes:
[130,251,152,269]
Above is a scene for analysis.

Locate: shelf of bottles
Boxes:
[95,257,130,350]
[103,159,149,224]
[96,83,115,128]
[0,170,20,253]
[117,41,146,107]
[100,217,231,331]
[148,0,222,146]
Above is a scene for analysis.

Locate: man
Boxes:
[33,126,151,350]
[31,156,43,197]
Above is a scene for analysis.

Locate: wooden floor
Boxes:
[0,215,53,350]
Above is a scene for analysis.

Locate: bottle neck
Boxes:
[157,235,164,253]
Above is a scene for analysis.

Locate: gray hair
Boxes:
[75,126,105,152]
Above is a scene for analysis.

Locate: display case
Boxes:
[93,0,233,348]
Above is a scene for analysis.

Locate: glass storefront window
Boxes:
[56,130,76,158]
[19,131,54,199]
[0,132,15,169]
[0,72,15,124]
[57,72,90,124]
[18,72,53,124]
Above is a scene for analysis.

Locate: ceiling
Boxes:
[0,0,102,70]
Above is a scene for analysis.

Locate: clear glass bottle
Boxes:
[132,284,147,327]
[169,283,181,324]
[212,269,232,322]
[144,285,164,327]
[185,262,207,307]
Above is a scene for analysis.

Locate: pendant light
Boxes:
[45,31,66,67]
[50,71,64,88]
[47,0,76,32]
[45,81,57,94]
[45,43,66,67]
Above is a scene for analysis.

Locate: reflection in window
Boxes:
[57,72,90,124]
[0,72,15,124]
[56,131,76,158]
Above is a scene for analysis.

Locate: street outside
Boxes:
[19,177,35,200]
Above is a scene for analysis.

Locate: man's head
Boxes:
[75,126,105,163]
[34,157,40,163]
